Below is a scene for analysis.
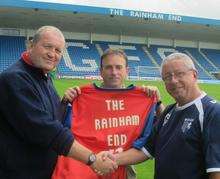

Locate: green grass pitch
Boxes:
[54,78,220,179]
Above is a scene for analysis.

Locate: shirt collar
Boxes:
[93,83,135,90]
[21,51,49,81]
[175,91,206,111]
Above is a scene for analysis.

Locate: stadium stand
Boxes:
[0,36,25,72]
[176,47,214,80]
[201,49,220,69]
[0,36,219,80]
[59,40,100,78]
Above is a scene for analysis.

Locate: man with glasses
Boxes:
[112,52,220,179]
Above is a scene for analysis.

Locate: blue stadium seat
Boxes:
[0,36,219,81]
[0,36,26,72]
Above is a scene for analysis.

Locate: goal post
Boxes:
[129,66,161,80]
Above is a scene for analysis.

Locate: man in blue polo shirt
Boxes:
[114,52,220,179]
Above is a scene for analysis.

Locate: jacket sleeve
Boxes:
[0,71,73,155]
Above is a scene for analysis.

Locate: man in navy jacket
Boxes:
[0,26,116,179]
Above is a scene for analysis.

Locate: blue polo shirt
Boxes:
[142,93,220,179]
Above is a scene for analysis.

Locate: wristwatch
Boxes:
[87,153,96,165]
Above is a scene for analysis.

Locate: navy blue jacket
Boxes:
[0,59,74,179]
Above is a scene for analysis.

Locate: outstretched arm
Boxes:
[67,140,118,175]
[209,172,220,179]
[115,148,149,166]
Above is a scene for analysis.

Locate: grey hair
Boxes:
[160,52,197,74]
[32,26,65,44]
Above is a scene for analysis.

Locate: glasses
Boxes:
[162,69,193,83]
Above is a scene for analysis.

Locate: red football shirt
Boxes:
[53,84,155,179]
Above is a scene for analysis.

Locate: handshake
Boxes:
[89,151,119,175]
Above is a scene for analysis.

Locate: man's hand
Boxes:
[209,172,220,179]
[91,151,118,175]
[141,85,165,117]
[62,86,81,104]
[141,85,161,101]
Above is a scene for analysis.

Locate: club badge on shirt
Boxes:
[210,100,217,104]
[162,113,171,126]
[181,118,194,133]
